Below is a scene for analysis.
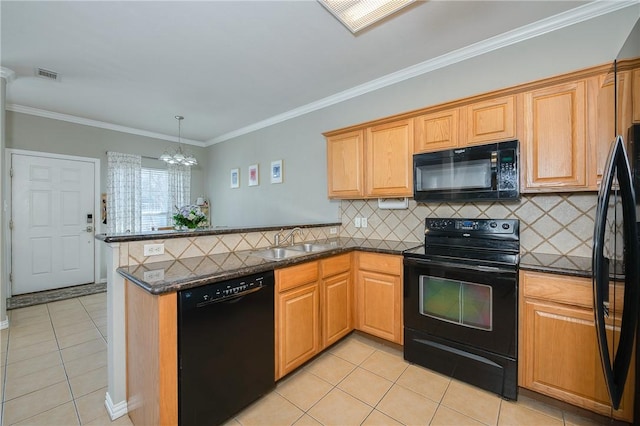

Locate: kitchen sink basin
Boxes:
[289,242,337,253]
[249,247,306,261]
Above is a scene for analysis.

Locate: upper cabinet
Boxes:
[326,119,413,199]
[633,69,640,123]
[414,109,460,152]
[464,96,517,146]
[522,80,588,191]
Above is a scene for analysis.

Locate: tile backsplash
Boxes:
[340,193,597,257]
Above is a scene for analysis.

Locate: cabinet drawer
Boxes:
[276,261,319,292]
[358,252,402,274]
[321,253,351,278]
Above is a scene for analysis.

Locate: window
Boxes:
[141,167,169,231]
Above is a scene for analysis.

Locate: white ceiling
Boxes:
[0,1,632,147]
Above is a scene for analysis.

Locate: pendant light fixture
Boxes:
[159,115,198,166]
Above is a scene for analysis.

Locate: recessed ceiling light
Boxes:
[318,0,416,33]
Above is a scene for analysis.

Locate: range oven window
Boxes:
[419,275,493,331]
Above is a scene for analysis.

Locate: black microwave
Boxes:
[413,140,520,202]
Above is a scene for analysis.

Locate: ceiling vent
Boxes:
[35,68,59,81]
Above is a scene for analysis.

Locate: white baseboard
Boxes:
[99,277,107,284]
[0,317,9,330]
[105,391,128,420]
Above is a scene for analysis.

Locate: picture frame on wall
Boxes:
[248,164,259,186]
[270,160,283,184]
[230,168,240,189]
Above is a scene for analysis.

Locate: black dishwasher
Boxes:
[178,270,275,426]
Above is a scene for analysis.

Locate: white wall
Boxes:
[206,7,639,227]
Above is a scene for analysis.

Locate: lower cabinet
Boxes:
[275,254,353,379]
[520,270,634,422]
[355,252,403,345]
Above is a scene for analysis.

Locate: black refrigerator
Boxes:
[592,128,639,415]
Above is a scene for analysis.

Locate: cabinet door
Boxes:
[633,69,640,123]
[464,96,516,146]
[414,109,459,153]
[276,282,320,379]
[590,71,633,187]
[327,130,364,198]
[523,81,587,190]
[356,269,402,344]
[365,119,413,197]
[521,299,633,422]
[322,271,352,348]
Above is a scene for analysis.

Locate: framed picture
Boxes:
[248,164,259,186]
[230,168,239,188]
[270,160,283,184]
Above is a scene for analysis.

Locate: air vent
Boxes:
[35,68,59,81]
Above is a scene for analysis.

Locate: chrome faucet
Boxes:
[274,227,303,246]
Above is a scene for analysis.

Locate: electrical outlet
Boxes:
[329,227,337,235]
[361,217,368,228]
[144,243,165,256]
[143,269,165,282]
[354,217,361,228]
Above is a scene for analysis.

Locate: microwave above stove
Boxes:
[413,140,520,203]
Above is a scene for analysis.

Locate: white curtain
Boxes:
[167,163,191,223]
[107,152,142,233]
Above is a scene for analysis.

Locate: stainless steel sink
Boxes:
[289,242,338,253]
[249,247,306,261]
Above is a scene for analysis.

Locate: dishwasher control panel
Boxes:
[179,271,274,310]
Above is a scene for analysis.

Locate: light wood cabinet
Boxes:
[464,95,517,146]
[414,109,460,152]
[355,252,403,344]
[326,119,413,199]
[520,270,634,422]
[275,261,320,379]
[320,254,353,348]
[523,80,588,191]
[326,130,365,198]
[633,68,640,123]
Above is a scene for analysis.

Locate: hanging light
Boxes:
[159,115,198,166]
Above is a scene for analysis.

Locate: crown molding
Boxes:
[0,67,16,83]
[207,0,637,145]
[6,104,206,147]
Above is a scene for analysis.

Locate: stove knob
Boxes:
[490,222,497,228]
[502,223,510,230]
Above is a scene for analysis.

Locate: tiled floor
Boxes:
[1,294,614,426]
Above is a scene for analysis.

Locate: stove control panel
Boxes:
[425,218,519,235]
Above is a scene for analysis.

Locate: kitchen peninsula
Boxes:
[96,223,419,424]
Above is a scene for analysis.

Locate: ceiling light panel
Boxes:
[319,0,415,33]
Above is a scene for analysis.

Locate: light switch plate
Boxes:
[144,243,165,256]
[354,217,361,228]
[361,217,368,228]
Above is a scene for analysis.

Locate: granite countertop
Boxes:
[96,222,341,243]
[118,237,421,295]
[520,252,592,278]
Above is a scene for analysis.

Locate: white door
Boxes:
[11,153,95,295]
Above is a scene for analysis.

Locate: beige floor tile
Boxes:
[514,394,564,421]
[221,417,242,426]
[360,350,408,382]
[2,381,72,425]
[75,386,109,425]
[5,351,62,382]
[13,401,80,426]
[328,337,376,365]
[235,392,304,426]
[6,338,58,365]
[4,363,67,401]
[276,370,333,411]
[51,313,92,329]
[83,412,134,426]
[47,298,83,312]
[376,384,438,426]
[441,380,501,425]
[60,338,107,364]
[292,414,323,426]
[64,349,107,379]
[431,405,485,426]
[563,411,610,426]
[396,364,451,403]
[7,329,56,351]
[305,353,356,385]
[69,365,107,399]
[57,328,103,350]
[361,409,403,426]
[8,306,49,322]
[499,400,564,425]
[8,320,53,337]
[53,320,98,338]
[307,388,372,426]
[337,367,393,407]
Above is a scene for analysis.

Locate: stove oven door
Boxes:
[403,256,517,358]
